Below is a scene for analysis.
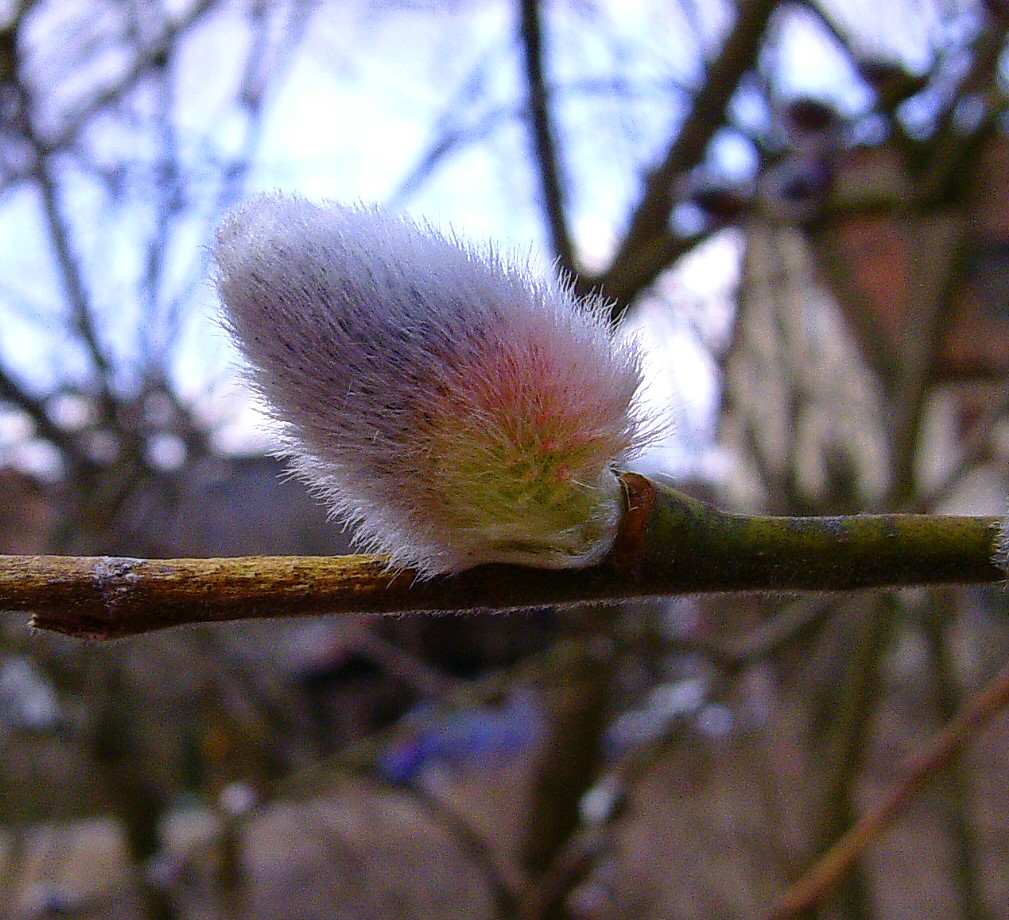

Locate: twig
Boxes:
[722,596,834,664]
[922,590,994,920]
[595,0,778,312]
[810,593,897,917]
[29,146,117,413]
[339,622,461,699]
[765,658,1009,919]
[913,386,1009,513]
[518,0,576,276]
[520,668,739,920]
[5,474,1002,640]
[2,1,216,191]
[0,366,90,469]
[374,777,522,918]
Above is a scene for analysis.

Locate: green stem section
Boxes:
[636,477,1000,592]
[4,476,1003,640]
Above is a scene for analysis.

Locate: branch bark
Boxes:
[5,474,1002,640]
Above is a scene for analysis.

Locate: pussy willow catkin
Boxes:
[214,194,649,575]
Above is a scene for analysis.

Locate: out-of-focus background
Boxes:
[2,1,1009,917]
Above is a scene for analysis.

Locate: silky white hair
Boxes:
[214,193,649,575]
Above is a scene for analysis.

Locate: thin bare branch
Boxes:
[27,145,117,413]
[1,0,216,191]
[766,657,1009,919]
[593,0,779,312]
[923,591,995,920]
[0,364,89,467]
[518,0,576,276]
[811,592,896,915]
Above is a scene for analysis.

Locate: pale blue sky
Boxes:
[0,0,957,477]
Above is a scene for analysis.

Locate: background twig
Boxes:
[766,658,1009,919]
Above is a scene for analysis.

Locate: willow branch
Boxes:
[4,474,1002,640]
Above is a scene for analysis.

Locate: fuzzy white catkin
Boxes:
[214,193,648,575]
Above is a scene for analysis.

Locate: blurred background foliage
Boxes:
[1,0,1009,917]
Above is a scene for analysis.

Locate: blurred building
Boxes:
[720,128,1009,515]
[831,135,1009,386]
[0,454,351,557]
